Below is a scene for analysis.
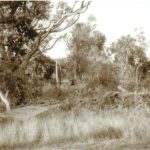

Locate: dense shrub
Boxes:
[42,84,70,101]
[0,70,43,106]
[120,79,137,92]
[4,72,30,106]
[87,63,119,91]
[140,77,150,90]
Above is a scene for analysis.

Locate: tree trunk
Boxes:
[73,61,77,85]
[0,90,10,112]
[135,63,143,91]
[20,37,40,73]
[55,60,59,86]
[20,48,38,73]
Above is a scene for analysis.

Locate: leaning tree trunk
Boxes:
[20,37,40,73]
[0,90,10,112]
[20,48,38,73]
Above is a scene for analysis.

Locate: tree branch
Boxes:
[34,35,65,57]
[19,1,91,70]
[52,14,80,33]
[41,1,91,41]
[31,19,39,28]
[50,1,90,32]
[35,20,55,31]
[20,37,41,71]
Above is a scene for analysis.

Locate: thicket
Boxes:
[0,1,90,107]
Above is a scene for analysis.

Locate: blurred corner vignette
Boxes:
[0,0,150,150]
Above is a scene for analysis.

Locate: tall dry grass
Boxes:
[0,105,150,149]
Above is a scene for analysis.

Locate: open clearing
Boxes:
[0,106,48,121]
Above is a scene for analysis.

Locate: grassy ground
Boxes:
[0,103,150,149]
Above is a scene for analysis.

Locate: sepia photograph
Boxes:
[0,0,150,149]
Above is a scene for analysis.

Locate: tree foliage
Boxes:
[67,21,105,82]
[0,1,90,105]
[110,35,147,78]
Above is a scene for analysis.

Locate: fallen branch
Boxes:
[0,90,10,112]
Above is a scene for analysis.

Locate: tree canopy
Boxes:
[66,21,105,82]
[0,1,90,105]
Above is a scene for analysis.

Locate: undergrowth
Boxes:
[0,105,150,149]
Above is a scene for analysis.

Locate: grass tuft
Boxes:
[0,105,150,149]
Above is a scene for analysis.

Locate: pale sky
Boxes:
[45,0,150,59]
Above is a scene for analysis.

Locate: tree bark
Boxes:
[20,37,41,73]
[135,63,143,91]
[55,60,59,86]
[0,90,10,112]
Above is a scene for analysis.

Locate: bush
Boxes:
[120,79,137,92]
[42,85,69,101]
[4,72,30,106]
[141,77,150,90]
[101,91,120,108]
[87,63,119,91]
[0,71,43,106]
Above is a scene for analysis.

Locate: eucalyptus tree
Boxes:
[110,35,146,78]
[0,1,90,104]
[110,34,148,91]
[67,21,105,83]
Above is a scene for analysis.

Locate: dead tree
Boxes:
[0,90,10,112]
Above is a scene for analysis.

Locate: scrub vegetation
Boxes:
[0,1,150,150]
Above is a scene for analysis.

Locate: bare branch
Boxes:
[35,20,55,31]
[31,19,39,28]
[42,38,61,51]
[52,14,80,33]
[41,1,91,41]
[72,1,79,11]
[20,37,41,71]
[50,1,90,32]
[23,1,91,61]
[34,35,65,57]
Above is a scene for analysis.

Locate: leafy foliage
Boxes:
[67,22,105,82]
[87,63,119,91]
[0,1,90,105]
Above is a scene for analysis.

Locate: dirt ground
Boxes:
[0,106,48,121]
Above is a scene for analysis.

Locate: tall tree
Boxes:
[0,1,90,104]
[110,34,148,91]
[67,21,105,82]
[110,35,147,78]
[0,1,90,73]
